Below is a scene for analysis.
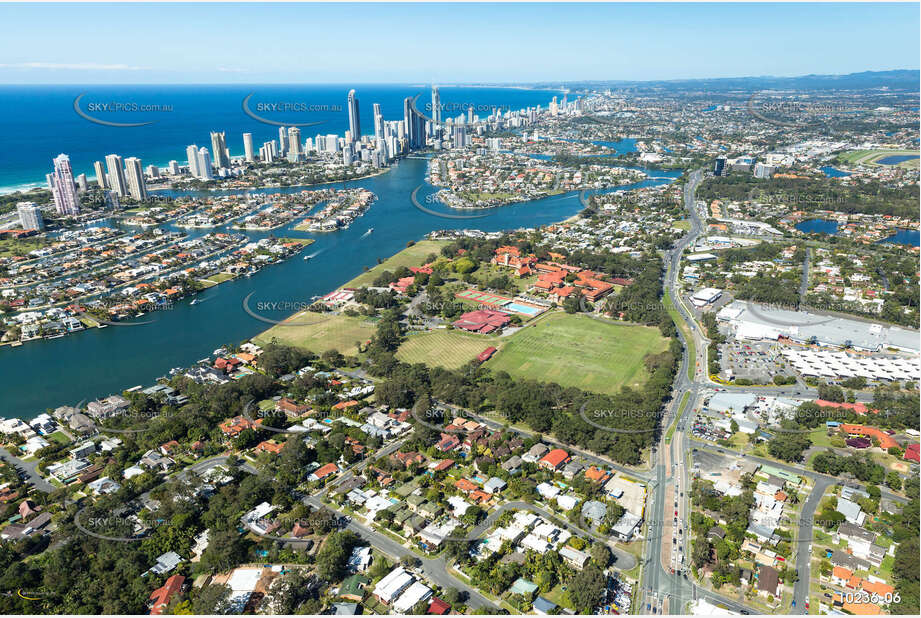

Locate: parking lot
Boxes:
[597,572,633,614]
[718,340,793,383]
[690,413,731,442]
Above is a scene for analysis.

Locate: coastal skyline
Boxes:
[0,2,918,84]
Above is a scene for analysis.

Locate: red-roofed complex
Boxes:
[905,443,920,463]
[390,276,416,295]
[492,246,536,275]
[453,309,510,334]
[255,441,284,455]
[840,424,898,449]
[815,400,875,415]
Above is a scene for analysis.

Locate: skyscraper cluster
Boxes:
[60,86,546,208]
[47,154,81,215]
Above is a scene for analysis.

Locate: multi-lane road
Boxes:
[644,169,907,616]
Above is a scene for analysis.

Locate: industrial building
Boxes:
[717,301,920,354]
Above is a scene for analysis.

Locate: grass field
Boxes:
[837,149,920,169]
[344,239,449,288]
[253,312,377,356]
[468,263,538,293]
[396,328,501,369]
[484,312,669,395]
[208,272,237,284]
[0,237,51,258]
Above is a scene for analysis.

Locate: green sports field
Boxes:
[253,312,377,356]
[396,329,501,369]
[837,149,919,169]
[344,239,449,288]
[483,312,669,395]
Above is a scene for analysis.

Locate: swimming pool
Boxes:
[504,302,542,316]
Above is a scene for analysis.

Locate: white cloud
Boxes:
[216,66,249,73]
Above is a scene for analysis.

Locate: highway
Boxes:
[644,169,909,616]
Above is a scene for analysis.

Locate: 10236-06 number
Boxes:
[843,591,901,605]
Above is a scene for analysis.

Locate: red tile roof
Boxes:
[815,400,875,415]
[453,309,510,334]
[427,597,451,615]
[840,424,898,449]
[477,346,497,362]
[540,448,570,469]
[312,462,339,480]
[148,575,185,615]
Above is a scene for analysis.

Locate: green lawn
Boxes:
[253,312,377,356]
[484,312,669,395]
[209,272,237,283]
[836,149,919,168]
[468,263,538,293]
[396,328,501,370]
[344,240,449,288]
[0,237,51,258]
[664,288,696,381]
[47,431,71,445]
[665,391,691,443]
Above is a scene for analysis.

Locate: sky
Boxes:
[0,2,918,84]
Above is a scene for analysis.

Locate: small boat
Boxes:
[367,227,374,234]
[303,255,311,261]
[190,298,200,305]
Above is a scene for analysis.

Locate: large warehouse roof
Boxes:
[717,301,920,353]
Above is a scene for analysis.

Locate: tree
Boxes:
[315,531,360,582]
[691,538,712,568]
[886,471,903,491]
[191,584,231,615]
[452,257,477,274]
[199,529,250,574]
[443,587,462,605]
[767,433,811,463]
[590,543,611,568]
[568,563,605,613]
[816,383,845,403]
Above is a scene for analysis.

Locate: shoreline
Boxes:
[0,150,396,198]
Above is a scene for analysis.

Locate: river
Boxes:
[1,157,680,418]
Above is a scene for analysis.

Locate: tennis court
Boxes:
[455,289,513,306]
